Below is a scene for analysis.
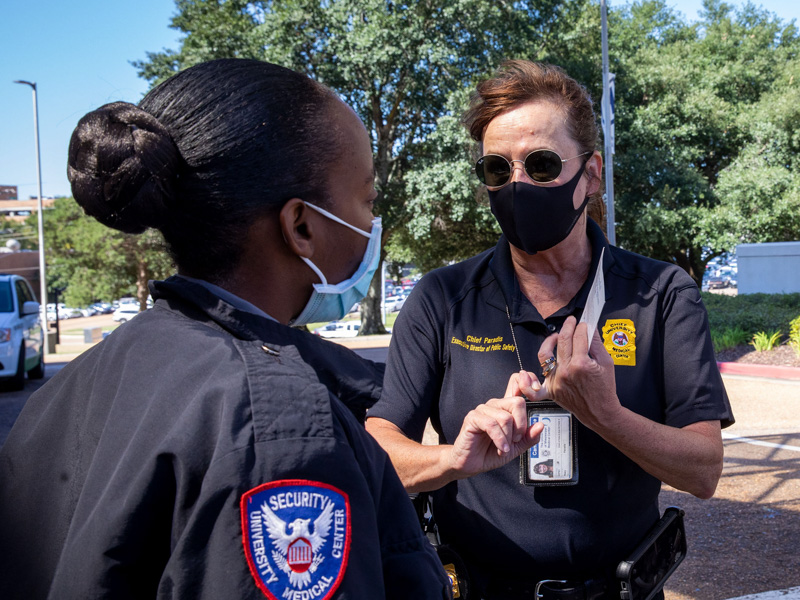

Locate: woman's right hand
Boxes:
[447,371,544,477]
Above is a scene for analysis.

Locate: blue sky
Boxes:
[2,0,799,201]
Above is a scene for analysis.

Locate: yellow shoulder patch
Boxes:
[602,319,636,366]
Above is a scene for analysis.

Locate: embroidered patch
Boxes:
[241,480,350,600]
[602,318,636,366]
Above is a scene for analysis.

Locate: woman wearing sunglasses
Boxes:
[0,59,450,600]
[366,60,732,599]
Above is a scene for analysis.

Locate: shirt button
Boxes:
[547,324,556,333]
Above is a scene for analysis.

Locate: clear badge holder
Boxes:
[520,401,579,486]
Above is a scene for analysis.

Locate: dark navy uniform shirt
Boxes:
[369,220,733,592]
[0,276,450,600]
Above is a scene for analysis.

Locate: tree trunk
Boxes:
[359,247,388,335]
[136,256,149,312]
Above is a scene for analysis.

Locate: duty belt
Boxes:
[484,578,666,600]
[535,578,609,600]
[484,576,612,600]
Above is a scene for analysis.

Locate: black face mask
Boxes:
[488,163,589,255]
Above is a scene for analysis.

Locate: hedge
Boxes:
[701,292,800,340]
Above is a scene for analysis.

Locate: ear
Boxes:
[584,151,604,197]
[279,198,315,259]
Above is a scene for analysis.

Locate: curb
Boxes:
[717,361,800,381]
[725,587,800,599]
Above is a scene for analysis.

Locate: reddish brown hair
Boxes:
[463,60,605,229]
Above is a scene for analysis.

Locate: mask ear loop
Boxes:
[280,201,341,287]
[305,201,371,238]
[288,201,378,287]
[300,256,329,286]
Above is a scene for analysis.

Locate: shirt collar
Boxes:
[177,275,277,322]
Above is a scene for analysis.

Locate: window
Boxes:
[0,283,13,313]
[14,280,35,316]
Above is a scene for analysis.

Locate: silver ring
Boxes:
[540,356,556,368]
[542,359,557,378]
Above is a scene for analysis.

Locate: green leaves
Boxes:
[750,330,782,352]
[42,198,173,307]
[131,0,800,295]
[611,0,800,283]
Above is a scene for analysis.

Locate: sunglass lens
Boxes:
[477,155,511,187]
[525,150,562,182]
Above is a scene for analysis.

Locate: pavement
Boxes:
[33,317,800,600]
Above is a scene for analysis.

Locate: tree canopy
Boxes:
[38,198,172,309]
[126,0,800,321]
[609,0,800,281]
[136,0,600,331]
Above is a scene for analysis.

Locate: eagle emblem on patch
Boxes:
[241,480,350,600]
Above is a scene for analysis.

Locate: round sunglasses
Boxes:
[475,149,592,188]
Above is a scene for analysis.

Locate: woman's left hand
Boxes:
[526,315,621,429]
[522,315,724,499]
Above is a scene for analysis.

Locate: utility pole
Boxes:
[601,0,617,246]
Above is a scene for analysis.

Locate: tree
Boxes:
[134,0,800,301]
[609,0,800,283]
[705,52,800,248]
[39,198,173,309]
[135,0,598,332]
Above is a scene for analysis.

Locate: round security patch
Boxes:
[241,480,351,600]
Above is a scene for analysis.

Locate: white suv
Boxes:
[0,274,45,390]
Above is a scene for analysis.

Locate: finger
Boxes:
[573,321,590,358]
[486,396,529,444]
[527,379,553,402]
[537,332,559,365]
[504,372,522,398]
[589,328,613,367]
[470,404,517,453]
[524,421,545,448]
[557,316,577,364]
[515,369,541,399]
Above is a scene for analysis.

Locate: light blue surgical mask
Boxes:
[291,202,382,326]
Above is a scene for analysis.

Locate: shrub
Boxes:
[711,327,750,352]
[702,293,800,348]
[789,315,800,358]
[750,330,782,352]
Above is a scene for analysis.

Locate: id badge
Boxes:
[520,401,579,486]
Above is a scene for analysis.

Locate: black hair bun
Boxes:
[67,101,182,233]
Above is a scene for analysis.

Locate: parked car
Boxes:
[312,321,361,338]
[112,306,141,323]
[89,302,114,314]
[0,274,44,390]
[385,292,409,312]
[45,303,80,320]
[707,275,729,290]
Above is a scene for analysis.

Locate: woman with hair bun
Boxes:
[0,59,449,600]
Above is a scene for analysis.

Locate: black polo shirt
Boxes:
[369,220,733,591]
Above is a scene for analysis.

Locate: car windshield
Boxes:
[0,282,13,312]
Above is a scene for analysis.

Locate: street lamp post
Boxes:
[14,80,48,355]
